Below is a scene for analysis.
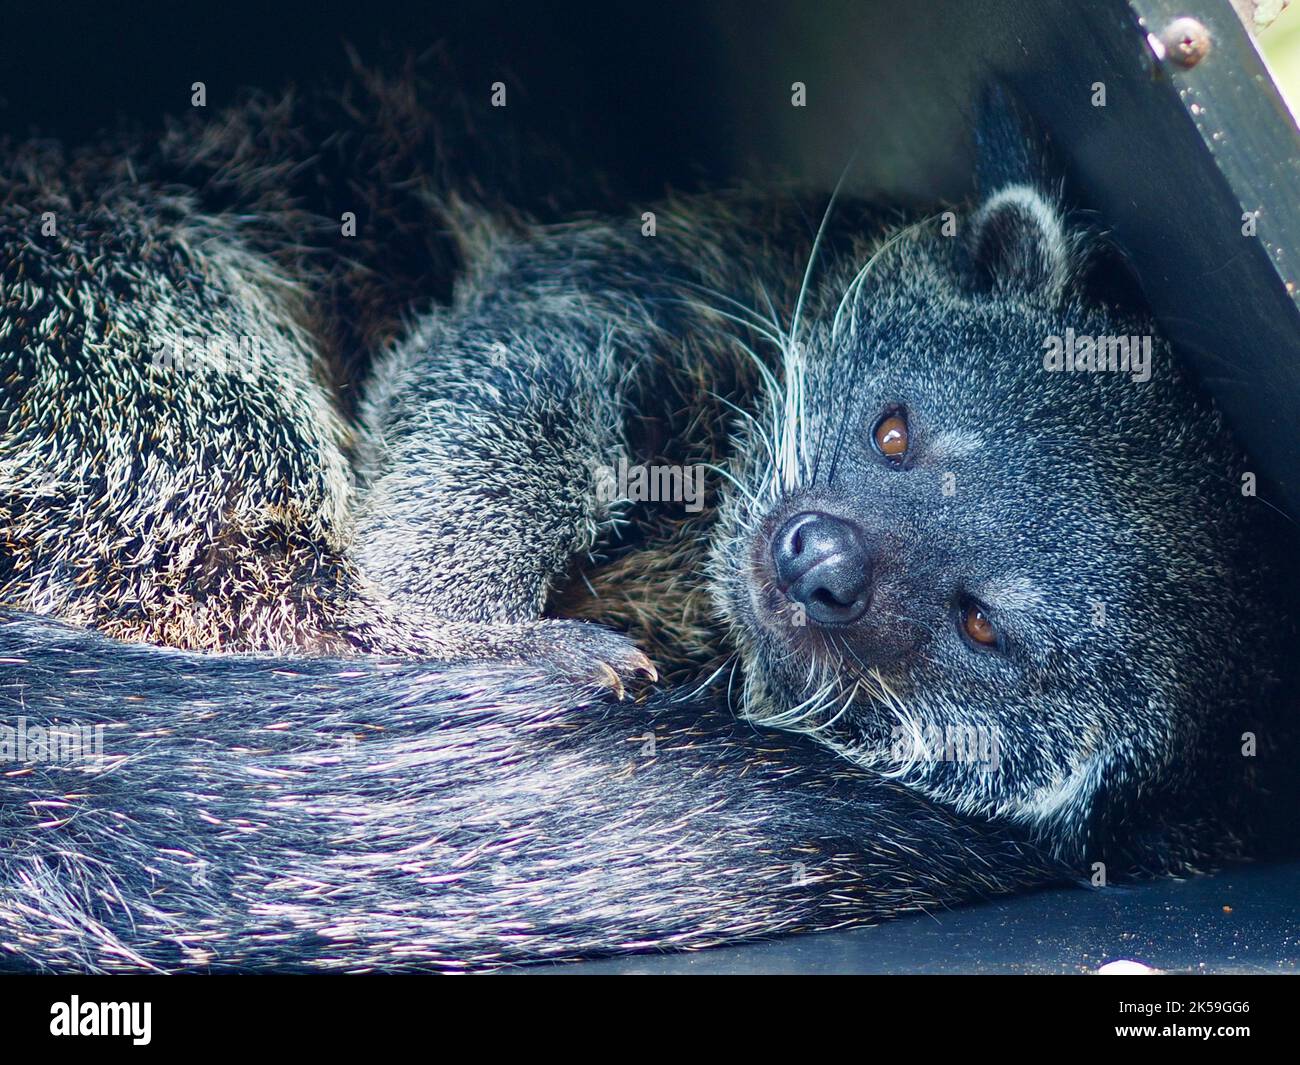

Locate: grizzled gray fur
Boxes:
[0,72,1292,971]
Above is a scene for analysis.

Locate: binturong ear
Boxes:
[964,85,1075,301]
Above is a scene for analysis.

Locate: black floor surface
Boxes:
[541,862,1300,974]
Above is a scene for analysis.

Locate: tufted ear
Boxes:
[965,86,1073,300]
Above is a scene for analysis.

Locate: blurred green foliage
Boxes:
[1262,9,1300,117]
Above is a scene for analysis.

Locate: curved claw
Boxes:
[592,661,626,700]
[627,650,658,683]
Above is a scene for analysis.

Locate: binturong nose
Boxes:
[771,511,872,625]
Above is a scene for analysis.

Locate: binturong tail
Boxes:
[0,608,1069,972]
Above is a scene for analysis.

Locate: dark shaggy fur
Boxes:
[0,609,1066,972]
[0,66,1294,971]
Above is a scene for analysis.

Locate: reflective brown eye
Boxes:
[873,411,909,460]
[961,602,999,648]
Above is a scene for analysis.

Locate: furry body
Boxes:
[0,609,1064,972]
[0,73,1292,970]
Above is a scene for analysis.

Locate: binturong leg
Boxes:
[352,218,662,693]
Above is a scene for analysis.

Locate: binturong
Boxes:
[705,91,1295,870]
[0,73,1293,972]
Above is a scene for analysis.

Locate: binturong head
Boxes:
[709,89,1293,862]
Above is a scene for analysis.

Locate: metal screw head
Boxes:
[1160,17,1213,68]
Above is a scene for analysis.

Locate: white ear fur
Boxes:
[968,183,1072,299]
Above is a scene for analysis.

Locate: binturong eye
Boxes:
[959,599,1000,650]
[872,408,909,461]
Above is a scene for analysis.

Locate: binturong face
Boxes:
[709,96,1285,857]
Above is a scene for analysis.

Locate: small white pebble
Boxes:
[1097,959,1159,975]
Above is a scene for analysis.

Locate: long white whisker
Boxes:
[830,214,939,342]
[790,152,859,353]
[676,279,786,341]
[666,295,787,352]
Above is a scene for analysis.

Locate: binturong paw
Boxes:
[527,620,659,700]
